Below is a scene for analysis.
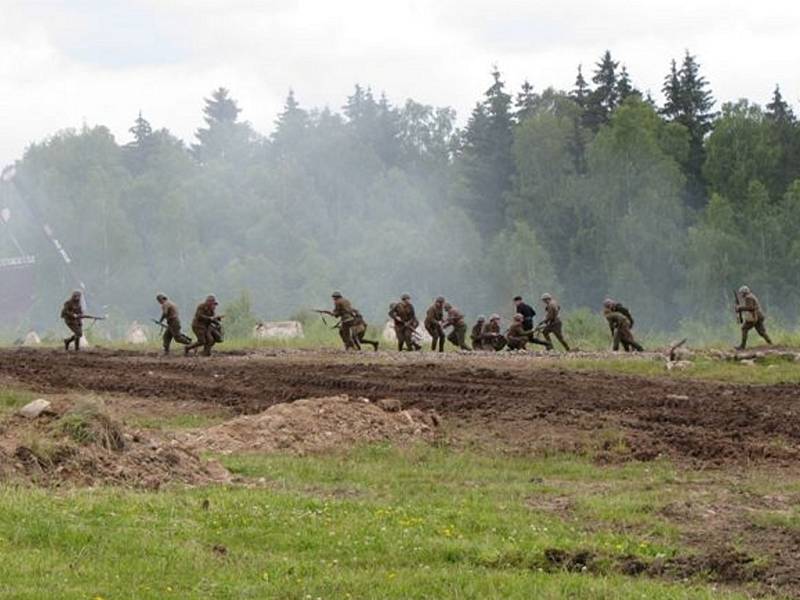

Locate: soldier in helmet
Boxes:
[185,294,223,356]
[319,292,378,351]
[539,293,570,351]
[481,314,507,351]
[603,298,643,352]
[735,285,773,350]
[424,296,447,352]
[388,293,421,351]
[442,303,471,351]
[60,290,84,352]
[506,314,537,350]
[513,295,551,349]
[470,315,486,350]
[156,293,192,355]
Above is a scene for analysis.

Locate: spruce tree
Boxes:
[766,84,795,124]
[272,89,309,152]
[616,65,637,102]
[124,111,154,174]
[515,80,537,122]
[584,50,619,131]
[192,87,251,163]
[766,84,799,191]
[571,65,589,111]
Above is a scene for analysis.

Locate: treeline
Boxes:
[5,50,800,331]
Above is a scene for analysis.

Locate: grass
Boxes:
[0,445,773,599]
[0,388,34,417]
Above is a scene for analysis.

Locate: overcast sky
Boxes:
[1,0,798,166]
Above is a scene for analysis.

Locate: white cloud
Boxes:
[0,0,798,166]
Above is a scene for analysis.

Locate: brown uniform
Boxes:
[160,300,191,352]
[481,321,507,351]
[737,292,772,348]
[604,306,642,352]
[332,297,357,349]
[470,321,486,350]
[443,307,470,350]
[424,303,446,352]
[506,322,534,350]
[61,297,83,350]
[542,299,570,351]
[389,301,419,351]
[191,302,219,356]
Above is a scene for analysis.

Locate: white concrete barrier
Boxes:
[23,331,41,346]
[382,320,432,343]
[253,321,304,340]
[125,321,148,344]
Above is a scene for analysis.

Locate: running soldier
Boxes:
[60,290,84,352]
[603,298,643,352]
[185,294,223,356]
[481,314,507,351]
[539,293,570,351]
[388,294,421,351]
[156,293,192,355]
[442,303,471,351]
[735,286,773,350]
[318,292,378,351]
[424,296,447,352]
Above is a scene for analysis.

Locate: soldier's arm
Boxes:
[617,305,634,326]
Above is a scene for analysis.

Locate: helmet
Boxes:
[443,302,452,311]
[401,293,411,301]
[206,294,218,305]
[435,296,445,303]
[331,291,342,298]
[490,313,500,321]
[71,290,82,300]
[513,314,523,321]
[603,298,615,308]
[541,293,552,301]
[476,314,486,321]
[156,293,167,302]
[389,302,397,309]
[738,285,750,295]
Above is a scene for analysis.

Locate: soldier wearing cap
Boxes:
[481,314,507,351]
[388,293,420,351]
[539,293,570,351]
[61,290,84,352]
[603,298,643,352]
[424,296,447,352]
[186,294,223,356]
[157,293,192,355]
[735,285,773,350]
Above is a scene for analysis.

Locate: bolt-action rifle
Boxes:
[733,289,743,325]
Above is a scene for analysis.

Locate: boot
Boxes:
[735,332,748,351]
[74,337,80,352]
[64,336,72,351]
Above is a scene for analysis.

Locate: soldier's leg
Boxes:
[493,336,507,351]
[612,327,622,351]
[737,322,753,350]
[163,329,173,354]
[528,334,553,350]
[755,320,773,344]
[338,324,353,349]
[552,323,571,351]
[456,325,471,350]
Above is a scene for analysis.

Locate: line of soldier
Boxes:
[59,284,772,355]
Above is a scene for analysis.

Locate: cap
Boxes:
[603,298,615,308]
[71,290,82,298]
[156,293,167,301]
[541,293,552,301]
[435,296,445,303]
[331,291,342,298]
[477,314,486,321]
[738,285,750,295]
[401,293,411,301]
[490,313,500,321]
[206,294,218,305]
[443,302,452,310]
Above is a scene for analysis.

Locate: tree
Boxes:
[192,87,254,163]
[515,80,537,123]
[571,65,589,111]
[765,84,799,190]
[124,111,154,175]
[272,89,309,153]
[584,50,619,131]
[616,65,637,102]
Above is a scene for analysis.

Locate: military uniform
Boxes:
[541,297,570,351]
[470,319,486,350]
[736,289,772,349]
[332,296,358,349]
[506,321,534,350]
[603,302,643,352]
[514,298,551,349]
[389,299,420,351]
[61,294,83,351]
[481,319,507,351]
[424,300,446,352]
[158,298,192,353]
[186,298,220,356]
[443,306,471,351]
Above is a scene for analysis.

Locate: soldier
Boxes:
[539,293,570,351]
[185,294,223,356]
[424,296,447,353]
[506,314,536,350]
[603,298,643,352]
[318,292,378,351]
[61,290,84,352]
[156,293,192,355]
[735,285,773,350]
[442,303,471,351]
[350,309,380,351]
[388,294,421,351]
[470,315,486,350]
[481,314,507,351]
[513,295,551,349]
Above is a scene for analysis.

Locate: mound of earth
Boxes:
[181,395,440,455]
[0,399,230,488]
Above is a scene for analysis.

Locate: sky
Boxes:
[1,0,798,166]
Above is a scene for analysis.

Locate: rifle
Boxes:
[152,319,166,329]
[314,309,340,329]
[733,290,743,324]
[80,314,106,321]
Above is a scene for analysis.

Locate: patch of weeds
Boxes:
[56,400,125,451]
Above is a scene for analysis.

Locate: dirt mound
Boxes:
[181,395,440,455]
[0,399,230,488]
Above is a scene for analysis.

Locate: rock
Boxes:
[23,331,41,346]
[666,394,690,401]
[739,359,756,367]
[382,321,432,343]
[253,321,304,340]
[666,360,693,371]
[377,398,402,412]
[125,321,148,344]
[19,399,52,418]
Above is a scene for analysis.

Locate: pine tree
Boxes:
[661,59,681,119]
[202,87,241,125]
[616,65,636,102]
[766,84,795,124]
[272,89,309,152]
[765,84,799,191]
[584,51,619,131]
[124,111,154,174]
[571,65,589,111]
[515,80,537,122]
[192,87,251,162]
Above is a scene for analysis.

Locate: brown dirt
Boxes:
[2,347,800,466]
[0,397,230,488]
[179,395,439,455]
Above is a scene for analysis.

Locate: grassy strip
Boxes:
[0,446,766,599]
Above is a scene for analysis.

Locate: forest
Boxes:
[2,49,800,334]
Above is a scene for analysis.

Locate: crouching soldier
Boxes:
[443,303,471,351]
[482,314,507,351]
[471,315,487,350]
[506,314,537,350]
[156,293,192,355]
[602,298,643,352]
[185,294,224,356]
[735,285,773,350]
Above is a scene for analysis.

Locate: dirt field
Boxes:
[3,347,800,597]
[2,347,799,466]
